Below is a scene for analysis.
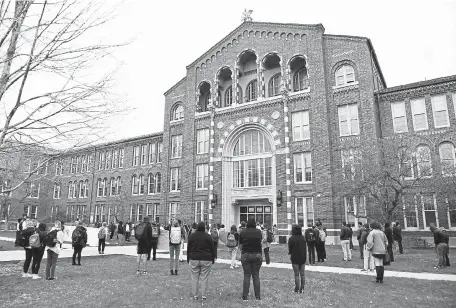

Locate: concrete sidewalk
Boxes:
[2,244,455,282]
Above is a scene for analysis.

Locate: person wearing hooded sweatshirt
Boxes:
[288,224,307,293]
[366,221,388,283]
[71,221,88,266]
[46,220,65,280]
[30,222,47,279]
[239,218,263,301]
[21,219,36,278]
[187,221,216,301]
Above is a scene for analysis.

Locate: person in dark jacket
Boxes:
[72,221,88,266]
[136,217,153,275]
[288,224,307,293]
[187,221,216,301]
[148,221,161,261]
[340,222,352,261]
[115,216,125,245]
[357,222,365,259]
[31,223,47,279]
[239,218,263,301]
[430,224,449,269]
[384,222,394,263]
[393,221,403,254]
[440,227,450,267]
[348,225,354,250]
[109,221,116,240]
[304,223,318,265]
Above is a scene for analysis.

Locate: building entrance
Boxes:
[239,205,272,226]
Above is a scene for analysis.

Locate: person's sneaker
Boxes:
[98,252,101,254]
[201,296,207,300]
[347,259,352,261]
[299,287,304,293]
[174,270,178,275]
[361,269,367,272]
[152,258,156,261]
[293,288,299,293]
[32,274,41,279]
[255,297,261,300]
[142,271,148,275]
[170,270,175,275]
[22,273,31,278]
[72,262,77,266]
[234,265,239,268]
[230,266,234,269]
[241,296,248,301]
[136,270,141,275]
[193,296,198,300]
[77,263,81,266]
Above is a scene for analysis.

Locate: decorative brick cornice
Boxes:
[213,97,284,117]
[333,83,360,95]
[377,76,456,102]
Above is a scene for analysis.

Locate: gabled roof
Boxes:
[164,77,187,96]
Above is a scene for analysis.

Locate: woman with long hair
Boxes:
[366,221,388,283]
[226,224,240,269]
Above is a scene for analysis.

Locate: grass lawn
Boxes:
[0,255,455,308]
[216,244,456,275]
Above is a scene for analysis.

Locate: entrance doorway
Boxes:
[240,205,272,226]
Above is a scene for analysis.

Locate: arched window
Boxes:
[68,181,73,199]
[84,180,89,198]
[103,178,108,197]
[439,142,456,176]
[148,173,155,194]
[132,175,138,195]
[97,179,103,197]
[155,172,162,193]
[79,180,84,198]
[335,65,355,86]
[246,79,258,102]
[268,74,281,97]
[415,145,432,178]
[171,104,184,121]
[110,177,116,196]
[293,68,309,92]
[204,93,211,110]
[225,86,233,107]
[116,177,121,195]
[139,174,145,195]
[232,130,272,188]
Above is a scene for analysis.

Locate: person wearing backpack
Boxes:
[135,216,153,275]
[148,221,161,261]
[304,223,318,265]
[187,221,216,300]
[166,219,185,275]
[30,222,47,279]
[288,224,307,293]
[210,226,219,259]
[226,224,240,269]
[71,221,88,266]
[98,222,109,254]
[261,224,271,265]
[316,223,327,262]
[45,220,64,280]
[20,219,36,278]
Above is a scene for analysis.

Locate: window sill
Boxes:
[294,182,312,185]
[290,88,311,95]
[332,81,359,90]
[196,188,208,191]
[170,119,184,124]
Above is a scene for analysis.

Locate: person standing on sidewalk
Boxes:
[393,221,403,254]
[360,223,374,272]
[288,224,307,293]
[45,221,64,280]
[357,222,365,259]
[304,223,318,265]
[239,218,263,301]
[72,221,87,266]
[187,221,216,301]
[261,223,271,265]
[340,222,352,261]
[98,222,109,254]
[366,221,388,283]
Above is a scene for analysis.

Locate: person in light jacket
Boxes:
[366,221,388,283]
[261,223,271,265]
[46,221,65,280]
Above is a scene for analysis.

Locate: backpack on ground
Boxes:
[318,229,326,242]
[29,231,41,248]
[98,227,106,240]
[306,230,316,242]
[43,230,58,247]
[266,230,274,243]
[169,226,182,244]
[211,230,219,242]
[72,228,83,245]
[135,222,146,240]
[151,225,159,238]
[226,232,237,248]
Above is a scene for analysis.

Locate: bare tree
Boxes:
[0,0,127,195]
[342,136,435,224]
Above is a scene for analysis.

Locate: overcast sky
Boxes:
[101,0,456,142]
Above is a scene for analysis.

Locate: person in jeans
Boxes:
[72,221,87,266]
[98,222,109,254]
[239,218,262,301]
[115,216,125,245]
[340,222,352,261]
[288,224,307,293]
[357,222,365,259]
[167,219,185,275]
[21,219,36,277]
[226,224,240,269]
[360,223,375,272]
[31,223,47,279]
[304,223,318,265]
[187,221,216,300]
[430,224,449,269]
[366,221,388,283]
[393,221,403,254]
[148,221,161,261]
[46,221,64,280]
[261,224,271,265]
